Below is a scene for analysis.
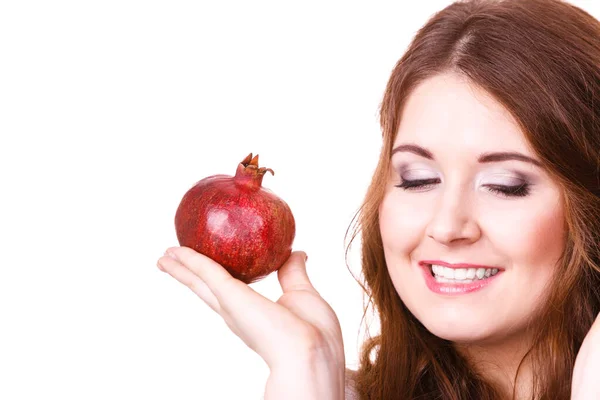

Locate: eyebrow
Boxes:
[391,144,542,167]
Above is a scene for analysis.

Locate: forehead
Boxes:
[395,73,531,154]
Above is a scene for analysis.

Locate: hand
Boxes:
[157,247,345,399]
[571,312,600,399]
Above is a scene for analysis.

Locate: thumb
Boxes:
[277,251,316,294]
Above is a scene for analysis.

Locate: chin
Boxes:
[415,308,498,344]
[426,322,492,343]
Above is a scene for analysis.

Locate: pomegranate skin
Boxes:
[174,154,295,284]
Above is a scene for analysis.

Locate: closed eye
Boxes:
[484,183,530,197]
[395,180,531,198]
[395,178,440,190]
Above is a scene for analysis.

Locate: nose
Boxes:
[425,187,481,246]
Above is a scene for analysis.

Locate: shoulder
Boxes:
[345,368,359,400]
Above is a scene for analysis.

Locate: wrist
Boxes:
[265,351,345,400]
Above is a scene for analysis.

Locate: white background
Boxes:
[1,1,599,399]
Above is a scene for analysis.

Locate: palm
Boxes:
[274,288,344,354]
[158,247,345,370]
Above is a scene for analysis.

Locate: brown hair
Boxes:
[346,0,600,398]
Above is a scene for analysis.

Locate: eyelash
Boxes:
[395,179,531,197]
[395,178,439,191]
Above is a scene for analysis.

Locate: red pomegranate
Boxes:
[174,153,296,284]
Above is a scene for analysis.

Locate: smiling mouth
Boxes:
[426,263,500,283]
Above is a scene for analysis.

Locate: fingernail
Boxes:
[304,253,308,262]
[157,260,165,272]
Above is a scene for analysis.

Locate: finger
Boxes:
[165,247,310,365]
[277,251,318,294]
[165,246,271,313]
[590,312,600,336]
[165,246,238,292]
[158,255,221,313]
[583,312,600,341]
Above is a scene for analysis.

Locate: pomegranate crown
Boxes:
[240,153,274,176]
[234,153,274,188]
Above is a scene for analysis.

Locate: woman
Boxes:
[157,0,600,398]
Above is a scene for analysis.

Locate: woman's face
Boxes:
[379,73,565,344]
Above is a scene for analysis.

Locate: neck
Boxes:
[454,331,535,399]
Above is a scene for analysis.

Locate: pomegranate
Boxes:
[174,153,296,284]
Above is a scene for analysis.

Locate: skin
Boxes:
[157,249,346,400]
[156,71,600,399]
[378,72,566,396]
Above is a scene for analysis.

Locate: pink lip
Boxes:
[419,261,502,295]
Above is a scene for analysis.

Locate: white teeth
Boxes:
[430,264,499,282]
[443,267,455,279]
[434,266,451,278]
[454,268,467,280]
[466,268,476,279]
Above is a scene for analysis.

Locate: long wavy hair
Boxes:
[346,0,600,398]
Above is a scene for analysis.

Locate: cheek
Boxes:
[379,191,433,254]
[484,199,565,269]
